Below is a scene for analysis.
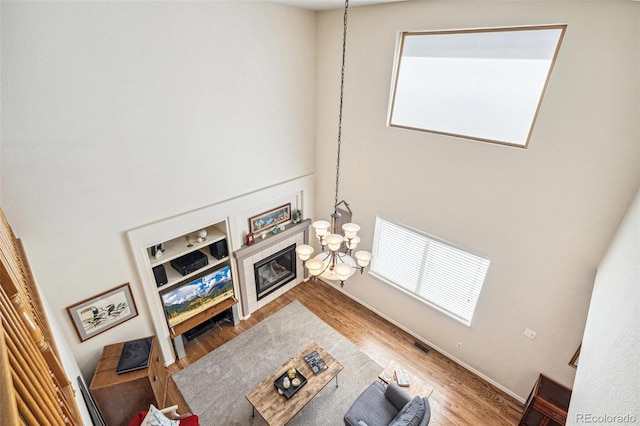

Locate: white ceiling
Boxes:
[269,0,407,11]
[270,0,638,10]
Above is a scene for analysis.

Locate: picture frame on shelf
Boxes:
[66,283,138,342]
[249,203,291,234]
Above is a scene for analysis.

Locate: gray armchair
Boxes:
[344,381,431,426]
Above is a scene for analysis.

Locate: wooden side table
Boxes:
[90,336,167,426]
[378,360,434,399]
[519,374,571,426]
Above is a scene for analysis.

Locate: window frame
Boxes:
[387,24,567,148]
[370,217,490,326]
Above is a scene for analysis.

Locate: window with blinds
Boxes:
[370,217,490,326]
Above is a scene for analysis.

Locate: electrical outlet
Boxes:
[456,341,463,349]
[524,328,537,339]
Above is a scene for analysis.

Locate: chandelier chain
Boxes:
[296,0,372,286]
[335,0,349,211]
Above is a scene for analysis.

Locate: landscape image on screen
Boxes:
[162,265,233,327]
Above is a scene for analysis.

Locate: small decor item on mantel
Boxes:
[292,209,302,224]
[246,232,255,246]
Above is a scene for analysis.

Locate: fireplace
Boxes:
[254,244,296,300]
[234,218,310,316]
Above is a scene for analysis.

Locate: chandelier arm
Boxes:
[335,251,361,270]
[334,0,349,212]
[319,261,332,276]
[318,251,332,261]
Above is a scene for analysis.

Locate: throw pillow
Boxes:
[140,405,180,426]
[389,397,426,426]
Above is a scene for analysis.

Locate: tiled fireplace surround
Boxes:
[234,219,311,317]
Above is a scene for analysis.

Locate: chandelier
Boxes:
[295,0,372,287]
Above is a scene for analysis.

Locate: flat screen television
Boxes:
[161,265,233,328]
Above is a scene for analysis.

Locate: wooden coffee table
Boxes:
[378,360,434,399]
[245,341,344,426]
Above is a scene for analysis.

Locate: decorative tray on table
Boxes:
[274,368,307,399]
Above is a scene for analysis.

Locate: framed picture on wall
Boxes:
[569,344,581,368]
[249,203,292,234]
[66,283,138,342]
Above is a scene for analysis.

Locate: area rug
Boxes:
[172,300,382,425]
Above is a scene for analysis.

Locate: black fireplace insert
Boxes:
[254,244,296,300]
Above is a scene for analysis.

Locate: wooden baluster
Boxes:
[0,316,21,425]
[17,238,64,365]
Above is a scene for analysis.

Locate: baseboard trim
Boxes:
[323,280,526,404]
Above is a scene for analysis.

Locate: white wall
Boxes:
[0,1,316,377]
[315,1,639,399]
[566,190,639,424]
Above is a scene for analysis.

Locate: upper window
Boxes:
[370,217,490,326]
[388,25,566,148]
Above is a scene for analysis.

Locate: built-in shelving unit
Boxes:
[148,222,228,291]
[142,219,239,360]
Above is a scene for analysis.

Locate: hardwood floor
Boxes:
[165,280,523,425]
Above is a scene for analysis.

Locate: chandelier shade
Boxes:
[355,251,372,268]
[305,258,325,277]
[295,244,314,261]
[296,0,372,287]
[312,221,331,237]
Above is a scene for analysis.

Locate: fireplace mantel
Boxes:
[234,218,311,261]
[234,219,311,317]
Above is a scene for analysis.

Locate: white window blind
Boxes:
[370,217,490,326]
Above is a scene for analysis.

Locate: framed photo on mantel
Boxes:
[249,203,291,234]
